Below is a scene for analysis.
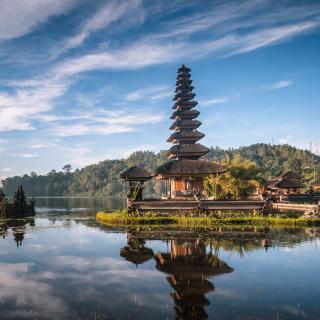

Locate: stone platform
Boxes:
[131,199,264,214]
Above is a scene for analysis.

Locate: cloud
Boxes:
[19,153,39,159]
[52,18,319,79]
[53,41,185,77]
[0,0,78,41]
[52,110,164,137]
[0,0,319,139]
[0,79,69,132]
[30,144,45,149]
[63,0,143,51]
[0,263,70,318]
[125,85,171,101]
[2,167,12,173]
[0,139,8,144]
[201,97,229,107]
[270,80,293,90]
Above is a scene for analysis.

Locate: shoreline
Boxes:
[96,211,320,227]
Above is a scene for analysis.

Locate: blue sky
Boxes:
[0,0,320,179]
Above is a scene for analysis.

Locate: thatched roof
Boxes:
[177,73,191,80]
[170,109,199,119]
[174,92,196,101]
[266,171,304,189]
[280,170,301,180]
[155,160,227,176]
[167,130,204,143]
[276,179,304,189]
[170,120,201,130]
[173,100,197,109]
[168,144,209,159]
[119,166,153,181]
[175,84,194,92]
[177,65,191,73]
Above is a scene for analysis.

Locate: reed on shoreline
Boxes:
[96,211,320,227]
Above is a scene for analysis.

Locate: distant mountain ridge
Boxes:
[2,144,319,197]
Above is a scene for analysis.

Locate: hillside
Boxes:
[2,144,319,197]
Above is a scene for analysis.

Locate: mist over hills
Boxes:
[2,143,319,197]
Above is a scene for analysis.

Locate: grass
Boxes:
[96,210,320,227]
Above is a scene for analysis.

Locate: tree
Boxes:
[62,164,72,174]
[204,154,261,199]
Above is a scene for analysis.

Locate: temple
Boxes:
[119,65,264,212]
[155,65,227,199]
[266,171,304,194]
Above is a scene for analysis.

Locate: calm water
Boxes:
[0,198,320,320]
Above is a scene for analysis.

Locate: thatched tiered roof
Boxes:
[167,65,208,160]
[266,170,304,189]
[155,160,227,177]
[119,166,153,181]
[167,130,204,144]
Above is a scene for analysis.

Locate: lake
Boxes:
[0,198,320,319]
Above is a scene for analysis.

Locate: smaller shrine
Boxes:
[266,171,304,194]
[119,166,153,202]
[0,185,35,218]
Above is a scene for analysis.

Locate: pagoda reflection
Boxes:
[155,239,233,320]
[0,218,35,247]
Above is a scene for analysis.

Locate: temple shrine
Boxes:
[120,65,264,212]
[155,65,227,199]
[121,65,227,201]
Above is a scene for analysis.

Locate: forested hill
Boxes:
[2,144,319,197]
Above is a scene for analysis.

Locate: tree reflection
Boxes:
[0,218,34,247]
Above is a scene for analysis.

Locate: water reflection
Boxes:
[0,202,320,319]
[120,235,154,266]
[0,218,34,247]
[155,239,233,319]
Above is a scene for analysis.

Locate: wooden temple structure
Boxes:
[119,65,264,212]
[155,65,227,199]
[266,171,304,194]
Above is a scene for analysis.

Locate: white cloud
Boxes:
[0,139,8,144]
[52,18,319,79]
[19,153,38,159]
[63,0,143,51]
[201,97,229,107]
[53,41,185,77]
[224,21,319,57]
[0,0,78,41]
[52,110,164,137]
[2,167,12,173]
[30,144,45,149]
[125,85,171,101]
[270,80,293,90]
[0,79,69,131]
[0,0,318,138]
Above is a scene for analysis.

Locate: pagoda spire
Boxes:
[167,65,209,160]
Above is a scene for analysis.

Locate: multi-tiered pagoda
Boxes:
[167,65,208,160]
[155,65,227,199]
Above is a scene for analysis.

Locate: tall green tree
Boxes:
[204,155,261,199]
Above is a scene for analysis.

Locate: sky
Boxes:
[0,0,320,179]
